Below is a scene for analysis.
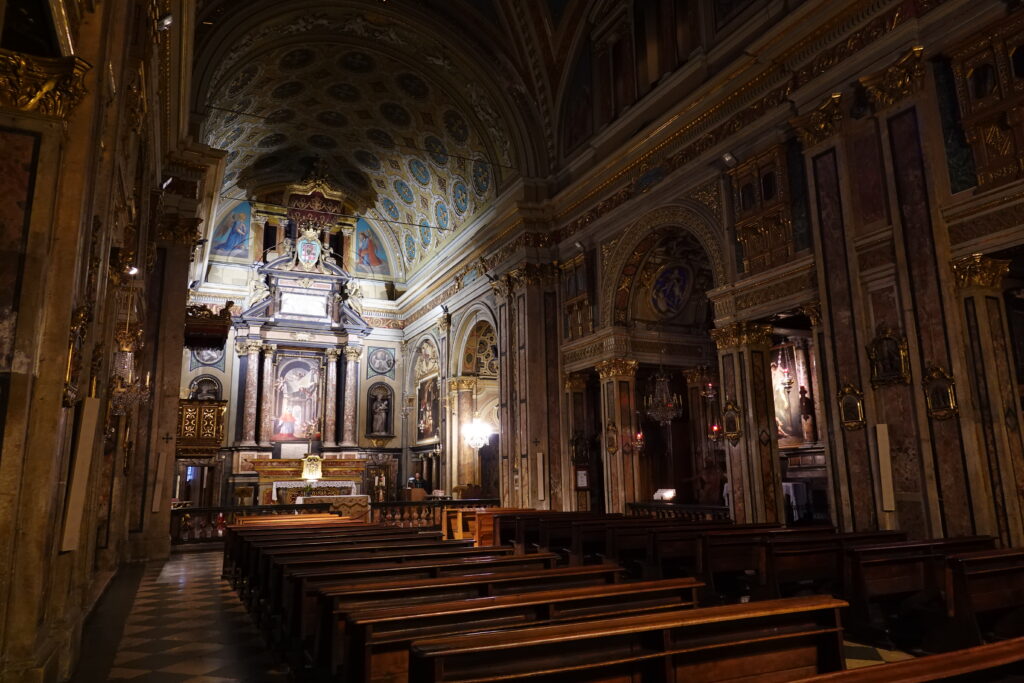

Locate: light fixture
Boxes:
[462,418,493,451]
[127,265,139,276]
[632,429,645,453]
[721,152,738,168]
[157,14,173,31]
[644,360,683,426]
[699,367,723,443]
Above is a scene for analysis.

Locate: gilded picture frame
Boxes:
[837,383,865,431]
[866,326,911,388]
[923,365,958,420]
[721,400,742,446]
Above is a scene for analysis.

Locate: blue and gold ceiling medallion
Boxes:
[425,135,449,165]
[472,158,491,195]
[381,197,400,220]
[409,158,431,185]
[452,181,469,214]
[404,233,417,262]
[434,200,450,230]
[419,218,432,248]
[394,179,414,205]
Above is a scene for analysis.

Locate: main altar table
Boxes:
[295,494,370,519]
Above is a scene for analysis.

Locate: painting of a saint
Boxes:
[211,202,251,258]
[651,265,690,318]
[417,377,439,441]
[272,358,321,440]
[354,218,390,276]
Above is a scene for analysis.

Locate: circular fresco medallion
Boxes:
[434,200,450,230]
[380,102,412,127]
[396,73,430,98]
[472,158,491,195]
[326,83,360,103]
[404,233,417,262]
[193,348,224,365]
[381,197,400,220]
[419,218,432,247]
[394,179,414,205]
[367,128,395,149]
[443,110,469,143]
[316,110,348,128]
[279,48,315,70]
[409,158,430,185]
[424,135,449,165]
[451,181,469,214]
[271,81,305,99]
[368,348,395,375]
[340,51,375,73]
[257,133,287,148]
[650,265,691,318]
[265,109,295,124]
[354,149,381,170]
[308,134,337,149]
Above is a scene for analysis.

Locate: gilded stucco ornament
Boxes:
[791,93,844,148]
[0,49,90,118]
[710,322,773,351]
[951,252,1010,290]
[860,46,926,110]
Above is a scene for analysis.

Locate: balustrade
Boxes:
[626,501,731,521]
[369,498,500,528]
[170,503,332,544]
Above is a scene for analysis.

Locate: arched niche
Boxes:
[366,382,395,437]
[189,374,223,401]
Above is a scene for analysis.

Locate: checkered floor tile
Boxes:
[106,552,290,682]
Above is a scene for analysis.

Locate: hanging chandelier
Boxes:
[644,369,682,426]
[462,418,493,450]
[700,368,723,442]
[110,325,151,415]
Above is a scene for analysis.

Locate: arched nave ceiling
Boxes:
[192,1,544,275]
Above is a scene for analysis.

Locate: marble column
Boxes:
[953,253,1024,546]
[240,340,262,446]
[711,322,782,524]
[259,344,276,444]
[595,358,639,513]
[341,345,361,447]
[323,348,340,447]
[451,377,479,486]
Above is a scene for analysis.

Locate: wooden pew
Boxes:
[224,519,374,580]
[490,512,620,553]
[444,507,532,542]
[563,518,734,568]
[284,552,561,645]
[941,548,1024,649]
[766,530,908,597]
[843,536,996,643]
[316,564,625,672]
[408,595,847,682]
[343,577,704,682]
[796,636,1024,681]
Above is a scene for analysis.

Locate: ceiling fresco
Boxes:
[195,6,532,277]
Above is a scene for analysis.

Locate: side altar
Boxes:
[250,457,368,507]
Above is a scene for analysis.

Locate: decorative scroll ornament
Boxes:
[0,49,90,118]
[791,93,844,148]
[922,365,958,421]
[836,383,865,431]
[951,252,1010,290]
[859,46,926,110]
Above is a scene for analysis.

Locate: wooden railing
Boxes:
[370,498,501,528]
[170,503,332,544]
[626,502,731,521]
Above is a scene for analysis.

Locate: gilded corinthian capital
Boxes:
[710,322,774,350]
[951,252,1010,290]
[595,358,638,380]
[343,346,363,362]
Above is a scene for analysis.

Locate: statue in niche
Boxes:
[371,394,389,434]
[799,386,817,442]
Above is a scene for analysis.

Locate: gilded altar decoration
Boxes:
[176,399,227,453]
[184,302,232,350]
[866,326,911,388]
[0,49,90,119]
[923,365,959,420]
[595,358,638,380]
[710,322,773,351]
[859,46,926,110]
[836,383,865,431]
[951,252,1010,290]
[63,304,92,407]
[721,400,743,446]
[791,93,844,148]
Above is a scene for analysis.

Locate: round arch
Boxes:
[600,202,725,327]
[448,302,498,377]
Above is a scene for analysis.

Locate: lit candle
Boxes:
[144,372,151,388]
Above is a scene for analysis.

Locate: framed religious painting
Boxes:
[866,326,910,387]
[574,465,590,490]
[721,400,742,446]
[837,383,865,431]
[923,365,958,420]
[416,376,440,442]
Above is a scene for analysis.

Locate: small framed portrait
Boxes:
[722,400,742,446]
[837,383,865,431]
[923,365,958,420]
[866,326,910,388]
[574,466,590,490]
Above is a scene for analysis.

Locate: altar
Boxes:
[295,494,370,519]
[249,457,367,505]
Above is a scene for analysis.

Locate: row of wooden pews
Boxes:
[224,511,1024,682]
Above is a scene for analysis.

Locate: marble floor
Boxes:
[74,549,913,681]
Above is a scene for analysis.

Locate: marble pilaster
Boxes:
[595,358,639,513]
[259,344,276,444]
[240,340,261,446]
